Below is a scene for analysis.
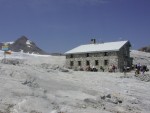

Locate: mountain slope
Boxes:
[130,50,150,66]
[138,45,150,53]
[0,36,47,54]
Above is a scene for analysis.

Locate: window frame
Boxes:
[104,52,108,56]
[70,54,73,58]
[86,53,89,57]
[95,60,99,66]
[86,60,90,66]
[70,61,74,66]
[78,61,81,66]
[104,60,108,66]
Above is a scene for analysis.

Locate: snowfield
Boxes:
[0,50,150,113]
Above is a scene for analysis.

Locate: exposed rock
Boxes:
[30,110,42,113]
[139,45,150,53]
[135,74,150,82]
[1,59,23,65]
[22,77,39,88]
[0,36,47,54]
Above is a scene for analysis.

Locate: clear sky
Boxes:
[0,0,150,53]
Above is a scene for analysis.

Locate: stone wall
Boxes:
[117,42,132,71]
[66,51,119,71]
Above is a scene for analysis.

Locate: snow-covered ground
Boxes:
[0,50,150,113]
[131,50,150,67]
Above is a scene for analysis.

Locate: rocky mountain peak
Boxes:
[15,36,29,45]
[0,36,48,54]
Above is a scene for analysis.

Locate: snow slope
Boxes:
[0,50,150,113]
[131,50,150,67]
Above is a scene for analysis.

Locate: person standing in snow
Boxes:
[135,63,141,75]
[136,63,141,74]
[123,65,127,75]
[142,65,147,75]
[112,65,116,72]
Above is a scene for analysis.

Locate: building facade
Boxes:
[65,40,132,72]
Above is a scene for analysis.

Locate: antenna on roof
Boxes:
[91,38,96,44]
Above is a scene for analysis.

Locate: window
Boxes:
[95,60,99,66]
[70,54,73,58]
[104,60,108,66]
[86,53,89,57]
[86,60,90,66]
[78,61,81,66]
[70,61,74,66]
[104,52,108,56]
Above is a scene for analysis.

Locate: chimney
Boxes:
[91,39,96,44]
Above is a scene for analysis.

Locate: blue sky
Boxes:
[0,0,150,53]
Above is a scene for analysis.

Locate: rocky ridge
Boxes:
[0,36,47,55]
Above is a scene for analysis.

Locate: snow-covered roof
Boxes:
[65,40,130,54]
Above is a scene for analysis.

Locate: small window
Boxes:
[104,52,108,56]
[95,60,99,66]
[86,60,90,66]
[70,61,74,66]
[86,53,89,57]
[104,60,108,66]
[70,54,73,58]
[78,61,81,66]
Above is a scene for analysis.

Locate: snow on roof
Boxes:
[65,40,129,54]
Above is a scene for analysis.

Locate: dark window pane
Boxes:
[95,60,99,66]
[104,52,108,56]
[70,61,74,66]
[86,60,90,66]
[78,61,81,66]
[104,60,108,66]
[70,54,73,58]
[86,53,89,57]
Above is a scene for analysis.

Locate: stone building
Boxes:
[65,40,132,72]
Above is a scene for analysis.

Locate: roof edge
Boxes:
[64,49,119,55]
